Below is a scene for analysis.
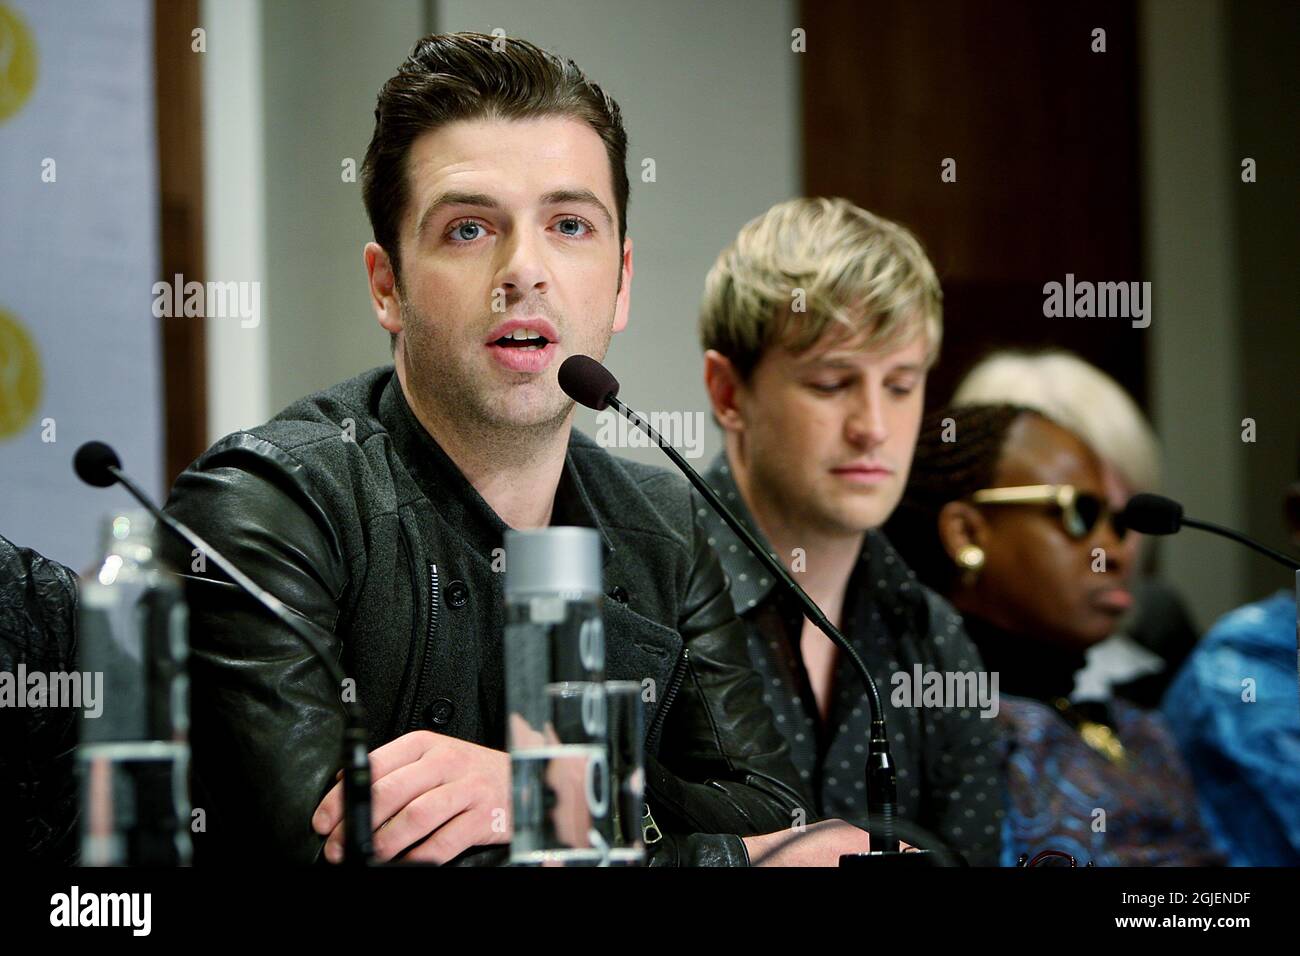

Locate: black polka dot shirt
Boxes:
[694,455,1006,866]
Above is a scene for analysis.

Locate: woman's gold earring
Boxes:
[956,545,985,573]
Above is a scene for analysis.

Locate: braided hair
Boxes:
[885,403,1042,594]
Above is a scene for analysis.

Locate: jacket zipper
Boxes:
[407,563,439,732]
[644,646,689,754]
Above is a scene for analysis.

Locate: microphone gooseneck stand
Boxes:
[1122,493,1299,572]
[606,394,900,854]
[1179,515,1300,571]
[558,356,904,857]
[1121,494,1300,736]
[74,441,373,866]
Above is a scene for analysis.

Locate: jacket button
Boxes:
[446,580,468,608]
[608,585,629,605]
[426,697,455,726]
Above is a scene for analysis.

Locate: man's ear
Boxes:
[703,349,747,434]
[937,500,988,565]
[611,236,634,334]
[365,242,402,336]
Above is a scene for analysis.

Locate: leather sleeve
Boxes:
[0,534,81,864]
[163,436,349,864]
[647,831,750,867]
[646,512,813,848]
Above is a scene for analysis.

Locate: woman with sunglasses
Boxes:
[885,403,1223,866]
[953,349,1199,709]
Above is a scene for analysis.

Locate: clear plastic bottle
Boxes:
[504,527,610,866]
[78,510,191,865]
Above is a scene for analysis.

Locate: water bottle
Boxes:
[504,527,610,866]
[78,510,191,865]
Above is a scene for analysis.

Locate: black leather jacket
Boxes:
[0,534,81,863]
[163,367,811,865]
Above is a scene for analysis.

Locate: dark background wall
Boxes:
[799,0,1298,625]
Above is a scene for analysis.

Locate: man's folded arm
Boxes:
[164,440,349,863]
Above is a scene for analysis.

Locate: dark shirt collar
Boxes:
[699,452,783,609]
[376,368,615,560]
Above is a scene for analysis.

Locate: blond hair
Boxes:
[699,197,943,378]
[953,350,1162,492]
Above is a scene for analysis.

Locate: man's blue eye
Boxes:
[450,222,484,242]
[556,217,591,237]
[812,382,847,393]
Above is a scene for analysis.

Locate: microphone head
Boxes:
[558,355,620,411]
[74,441,122,488]
[1121,492,1184,535]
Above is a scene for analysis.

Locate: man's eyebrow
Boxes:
[539,188,614,226]
[800,356,859,370]
[800,355,926,373]
[416,191,501,238]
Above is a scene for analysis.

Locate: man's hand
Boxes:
[312,730,511,864]
[743,819,914,866]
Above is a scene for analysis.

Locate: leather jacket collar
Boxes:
[377,369,615,560]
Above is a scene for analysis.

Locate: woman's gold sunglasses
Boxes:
[970,484,1128,540]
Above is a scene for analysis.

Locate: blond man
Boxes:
[697,198,1004,864]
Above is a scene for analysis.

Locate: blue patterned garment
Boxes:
[998,695,1223,866]
[1162,591,1300,866]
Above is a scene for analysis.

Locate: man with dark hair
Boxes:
[360,33,631,355]
[165,33,812,865]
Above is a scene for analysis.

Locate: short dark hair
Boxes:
[362,32,630,290]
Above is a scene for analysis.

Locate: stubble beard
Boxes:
[752,449,886,540]
[399,293,614,461]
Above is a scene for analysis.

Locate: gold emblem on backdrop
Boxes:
[0,2,38,123]
[0,309,41,439]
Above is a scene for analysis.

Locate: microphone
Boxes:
[73,441,122,487]
[560,355,903,855]
[74,441,374,865]
[1123,492,1299,571]
[558,357,620,412]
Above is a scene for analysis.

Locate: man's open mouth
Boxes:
[492,329,551,351]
